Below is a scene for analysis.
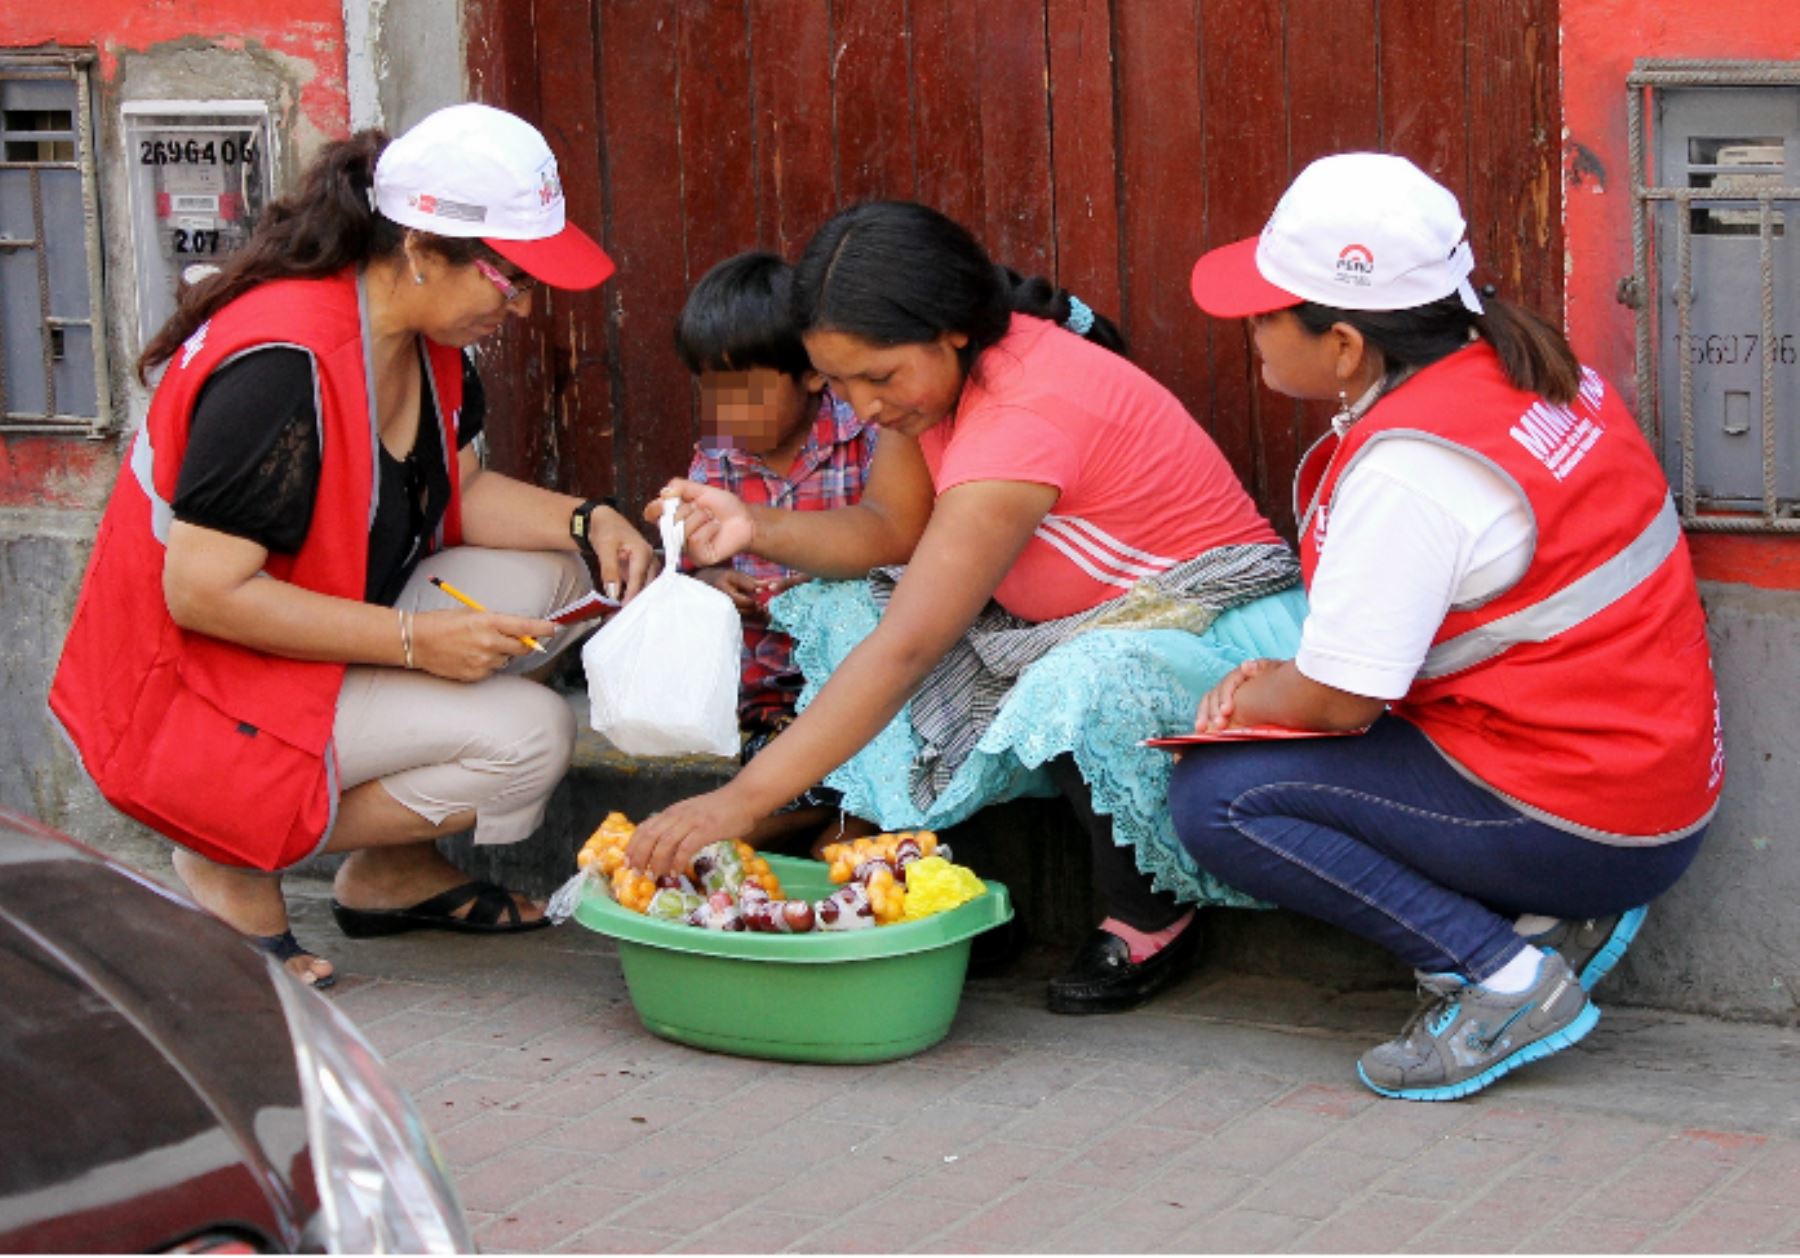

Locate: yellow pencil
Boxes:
[428,577,546,653]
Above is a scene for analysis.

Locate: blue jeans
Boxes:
[1167,716,1705,982]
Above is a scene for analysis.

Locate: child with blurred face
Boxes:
[674,251,880,849]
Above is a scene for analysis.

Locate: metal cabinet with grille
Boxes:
[0,52,109,434]
[1632,63,1800,532]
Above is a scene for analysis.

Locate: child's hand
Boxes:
[755,573,810,602]
[694,566,762,615]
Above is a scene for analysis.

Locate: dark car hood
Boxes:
[0,816,315,1252]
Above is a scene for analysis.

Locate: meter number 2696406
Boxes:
[138,138,260,166]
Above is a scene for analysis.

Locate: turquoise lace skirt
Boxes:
[771,581,1310,908]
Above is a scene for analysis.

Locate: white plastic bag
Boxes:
[583,500,742,757]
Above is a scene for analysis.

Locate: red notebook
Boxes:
[546,590,622,626]
[1142,725,1365,750]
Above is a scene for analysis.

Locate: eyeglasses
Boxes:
[471,256,538,304]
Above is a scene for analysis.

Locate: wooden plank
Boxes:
[831,0,917,205]
[462,0,548,484]
[677,0,760,278]
[597,0,695,507]
[1270,0,1382,528]
[1466,0,1561,320]
[909,0,985,226]
[748,0,837,255]
[975,0,1053,277]
[1198,0,1287,518]
[1046,0,1122,321]
[530,0,614,499]
[1377,0,1469,205]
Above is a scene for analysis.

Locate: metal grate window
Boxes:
[1629,61,1800,533]
[0,50,111,435]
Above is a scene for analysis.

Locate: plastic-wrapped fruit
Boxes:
[692,840,746,895]
[780,899,816,933]
[646,888,704,921]
[816,883,876,931]
[655,872,699,895]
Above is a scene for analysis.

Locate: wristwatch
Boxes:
[568,497,616,557]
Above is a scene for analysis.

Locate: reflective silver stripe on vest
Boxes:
[129,422,174,545]
[1418,494,1681,680]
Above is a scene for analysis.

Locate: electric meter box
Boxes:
[1653,86,1799,510]
[122,101,274,347]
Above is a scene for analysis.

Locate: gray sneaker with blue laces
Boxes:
[1528,906,1648,991]
[1357,951,1598,1102]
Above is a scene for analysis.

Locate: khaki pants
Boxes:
[332,547,591,846]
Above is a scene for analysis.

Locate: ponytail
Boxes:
[137,129,399,382]
[1294,291,1579,404]
[792,201,1126,373]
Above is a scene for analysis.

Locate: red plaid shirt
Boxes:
[687,390,875,724]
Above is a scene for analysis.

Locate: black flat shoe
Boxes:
[1045,917,1202,1015]
[331,880,551,939]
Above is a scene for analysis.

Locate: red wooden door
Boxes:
[467,0,1559,538]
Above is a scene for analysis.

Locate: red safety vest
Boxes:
[50,271,465,869]
[1294,342,1721,842]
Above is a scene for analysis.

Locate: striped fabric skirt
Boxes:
[770,578,1311,908]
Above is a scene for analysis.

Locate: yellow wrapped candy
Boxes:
[901,857,985,920]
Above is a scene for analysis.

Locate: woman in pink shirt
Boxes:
[632,202,1307,1013]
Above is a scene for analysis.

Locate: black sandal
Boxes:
[330,880,551,939]
[250,929,338,990]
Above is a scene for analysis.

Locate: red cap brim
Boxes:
[486,223,615,291]
[1190,236,1302,318]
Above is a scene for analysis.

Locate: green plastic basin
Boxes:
[574,853,1012,1063]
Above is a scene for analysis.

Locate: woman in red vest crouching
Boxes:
[51,105,652,988]
[1173,154,1722,1100]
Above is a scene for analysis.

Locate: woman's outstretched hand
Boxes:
[646,479,755,567]
[1194,657,1283,731]
[626,786,762,877]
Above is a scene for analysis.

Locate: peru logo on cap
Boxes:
[1334,243,1375,287]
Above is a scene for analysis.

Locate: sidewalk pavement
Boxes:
[285,882,1800,1255]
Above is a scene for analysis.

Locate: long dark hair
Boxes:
[790,201,1126,372]
[1294,292,1580,404]
[136,129,491,382]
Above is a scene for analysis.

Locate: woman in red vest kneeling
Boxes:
[51,105,652,988]
[1173,154,1722,1101]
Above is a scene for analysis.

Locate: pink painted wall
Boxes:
[9,2,349,134]
[1561,2,1800,587]
[2,2,350,506]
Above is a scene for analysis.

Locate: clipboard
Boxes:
[1141,725,1364,750]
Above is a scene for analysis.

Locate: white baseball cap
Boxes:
[1190,152,1482,319]
[374,102,614,290]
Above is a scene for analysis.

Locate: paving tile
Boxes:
[932,1179,1112,1251]
[1297,1191,1452,1253]
[608,1167,783,1233]
[1722,1139,1800,1204]
[1643,1200,1800,1253]
[1273,1081,1378,1120]
[453,1143,593,1214]
[846,1100,1021,1168]
[413,1072,536,1133]
[1172,1206,1315,1253]
[509,1065,659,1118]
[1319,1093,1474,1158]
[472,1184,636,1253]
[1422,1172,1593,1246]
[1003,1086,1148,1148]
[1096,1165,1258,1243]
[899,1139,1067,1206]
[1530,1216,1655,1253]
[673,1206,830,1252]
[812,1062,962,1126]
[382,1038,507,1092]
[552,1223,680,1254]
[948,1049,1104,1108]
[328,977,440,1021]
[1584,1149,1735,1225]
[1179,1109,1341,1177]
[1145,1069,1293,1134]
[361,1007,467,1055]
[709,1113,886,1177]
[912,1039,1017,1075]
[1046,1122,1207,1190]
[1459,1104,1573,1144]
[1522,1113,1666,1175]
[435,1110,568,1170]
[442,991,597,1049]
[562,1127,742,1193]
[535,1093,686,1156]
[1380,1132,1536,1202]
[1239,1147,1402,1220]
[1040,1214,1183,1254]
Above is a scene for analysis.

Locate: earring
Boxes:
[1330,387,1355,435]
[412,270,425,286]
